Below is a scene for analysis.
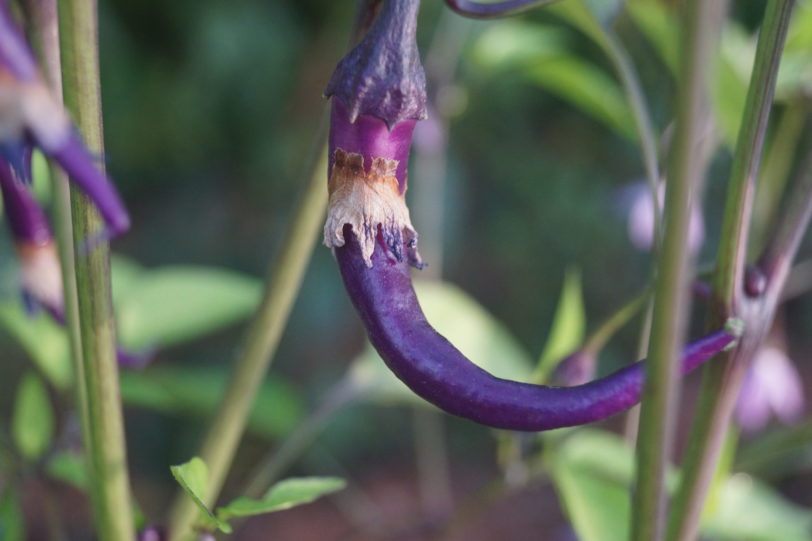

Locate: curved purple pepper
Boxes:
[325,0,739,431]
[336,230,737,430]
[0,5,129,237]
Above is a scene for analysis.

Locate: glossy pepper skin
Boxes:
[325,0,739,431]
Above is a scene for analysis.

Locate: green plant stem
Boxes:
[22,0,88,448]
[752,102,808,250]
[630,1,727,539]
[667,3,795,541]
[601,30,663,248]
[167,139,329,541]
[58,1,135,539]
[242,375,363,500]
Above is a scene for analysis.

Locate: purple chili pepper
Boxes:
[324,0,739,431]
[0,6,129,237]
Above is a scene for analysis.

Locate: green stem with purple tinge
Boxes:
[630,0,728,538]
[58,0,135,539]
[668,2,796,540]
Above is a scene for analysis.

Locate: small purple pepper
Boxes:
[0,4,129,237]
[325,0,739,431]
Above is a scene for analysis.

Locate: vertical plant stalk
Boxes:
[22,0,89,455]
[630,1,728,539]
[167,142,329,541]
[667,3,795,541]
[58,1,135,540]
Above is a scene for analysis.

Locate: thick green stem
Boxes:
[58,0,135,539]
[667,3,795,541]
[630,1,727,539]
[167,140,329,540]
[22,0,88,451]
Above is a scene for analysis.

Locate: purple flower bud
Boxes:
[552,349,598,387]
[137,526,165,541]
[626,181,704,254]
[736,346,805,434]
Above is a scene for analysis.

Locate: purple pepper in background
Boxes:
[323,0,741,431]
[0,154,150,368]
[0,4,129,237]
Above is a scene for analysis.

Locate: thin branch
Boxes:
[630,0,728,538]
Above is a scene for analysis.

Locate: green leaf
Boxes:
[548,430,631,541]
[546,429,812,541]
[471,20,567,70]
[217,477,345,521]
[0,303,72,390]
[170,457,231,534]
[349,280,533,405]
[703,474,812,541]
[0,488,24,541]
[116,266,262,350]
[120,366,303,439]
[535,268,585,382]
[523,55,636,139]
[625,1,679,74]
[12,372,54,461]
[46,451,89,491]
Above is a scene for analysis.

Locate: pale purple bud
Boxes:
[736,346,805,434]
[626,181,704,254]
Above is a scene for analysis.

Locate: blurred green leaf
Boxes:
[349,280,533,405]
[547,0,617,45]
[0,488,24,541]
[625,0,679,74]
[111,256,146,305]
[548,430,631,541]
[535,267,585,382]
[12,372,54,461]
[524,55,636,139]
[703,473,812,541]
[0,304,71,390]
[217,477,345,521]
[471,20,567,69]
[737,420,812,478]
[116,266,262,350]
[46,451,89,491]
[120,367,303,439]
[471,19,634,138]
[547,429,812,541]
[170,457,231,534]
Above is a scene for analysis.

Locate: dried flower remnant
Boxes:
[325,0,739,431]
[0,4,129,237]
